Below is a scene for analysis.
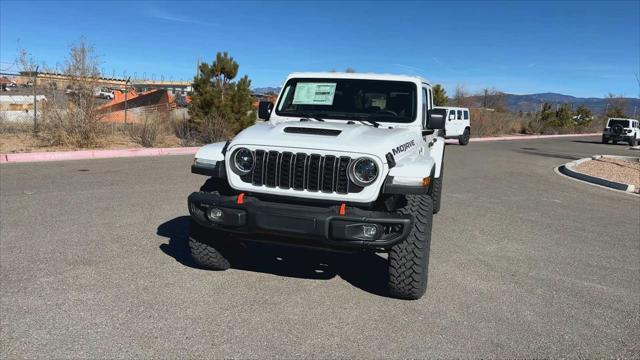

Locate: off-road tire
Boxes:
[430,164,443,214]
[388,195,433,300]
[188,218,231,270]
[602,136,609,144]
[629,137,637,147]
[458,128,470,145]
[613,139,618,145]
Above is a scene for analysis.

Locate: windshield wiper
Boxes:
[300,113,324,122]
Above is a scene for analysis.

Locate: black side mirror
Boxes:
[258,101,274,120]
[427,108,447,130]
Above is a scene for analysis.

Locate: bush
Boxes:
[171,114,197,147]
[128,115,166,147]
[469,109,527,137]
[42,107,105,148]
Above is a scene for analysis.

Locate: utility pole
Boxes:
[124,76,131,124]
[33,65,39,134]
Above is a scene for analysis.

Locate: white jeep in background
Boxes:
[602,118,639,146]
[188,72,447,300]
[434,106,471,145]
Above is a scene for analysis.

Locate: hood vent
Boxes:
[283,127,342,136]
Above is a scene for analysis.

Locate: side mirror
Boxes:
[258,101,273,120]
[427,108,447,130]
[448,114,455,121]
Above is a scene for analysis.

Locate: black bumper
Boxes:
[188,192,413,250]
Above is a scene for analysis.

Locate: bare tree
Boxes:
[481,88,506,112]
[47,38,104,147]
[452,85,474,107]
[606,93,627,118]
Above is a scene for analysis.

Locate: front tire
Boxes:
[188,218,231,270]
[458,128,470,145]
[430,164,443,214]
[388,195,433,300]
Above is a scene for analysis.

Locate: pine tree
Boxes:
[189,52,255,139]
[432,84,448,106]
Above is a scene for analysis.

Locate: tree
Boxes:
[451,85,474,107]
[573,105,592,122]
[345,67,356,73]
[189,52,255,139]
[432,84,448,106]
[539,102,555,122]
[44,38,104,147]
[554,104,573,127]
[606,93,626,118]
[480,88,506,112]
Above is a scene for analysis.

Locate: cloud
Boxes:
[144,4,215,26]
[527,63,537,68]
[432,57,442,65]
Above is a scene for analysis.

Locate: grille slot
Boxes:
[242,150,360,194]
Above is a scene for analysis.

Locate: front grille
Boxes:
[242,150,360,194]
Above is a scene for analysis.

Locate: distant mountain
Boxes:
[253,87,281,95]
[472,92,640,115]
[252,87,640,116]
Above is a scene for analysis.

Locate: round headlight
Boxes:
[349,157,378,186]
[233,148,254,174]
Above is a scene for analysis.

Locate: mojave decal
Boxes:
[392,140,416,156]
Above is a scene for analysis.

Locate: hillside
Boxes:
[253,87,640,116]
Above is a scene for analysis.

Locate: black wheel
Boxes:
[188,218,232,270]
[629,137,637,146]
[430,165,443,214]
[613,139,618,145]
[458,128,470,145]
[388,195,433,300]
[602,135,609,144]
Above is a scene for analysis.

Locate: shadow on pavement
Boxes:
[571,140,630,146]
[157,216,390,297]
[516,147,581,160]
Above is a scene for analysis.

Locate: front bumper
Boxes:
[188,192,413,250]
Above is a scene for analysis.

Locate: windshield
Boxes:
[275,78,417,123]
[608,119,629,127]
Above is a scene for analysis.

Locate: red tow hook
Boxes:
[237,193,245,204]
[339,203,346,216]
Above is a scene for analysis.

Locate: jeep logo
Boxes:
[392,140,416,156]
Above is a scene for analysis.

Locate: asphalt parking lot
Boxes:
[1,136,638,358]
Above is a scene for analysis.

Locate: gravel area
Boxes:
[575,157,640,192]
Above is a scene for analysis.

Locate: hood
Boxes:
[230,121,422,161]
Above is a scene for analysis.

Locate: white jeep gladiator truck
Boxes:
[188,72,447,300]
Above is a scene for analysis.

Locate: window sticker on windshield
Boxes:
[292,83,337,105]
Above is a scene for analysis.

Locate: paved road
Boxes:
[1,136,638,358]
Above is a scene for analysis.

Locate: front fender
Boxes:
[195,141,227,162]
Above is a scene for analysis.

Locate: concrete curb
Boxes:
[0,147,199,164]
[557,155,639,195]
[1,132,601,164]
[469,133,600,142]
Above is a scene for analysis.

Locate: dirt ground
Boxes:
[575,157,640,192]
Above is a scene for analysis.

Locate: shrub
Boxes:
[128,115,166,147]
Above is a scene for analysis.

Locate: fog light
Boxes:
[207,208,224,222]
[362,224,378,239]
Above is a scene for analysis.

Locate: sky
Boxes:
[1,0,638,98]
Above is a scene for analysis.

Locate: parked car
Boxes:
[434,106,471,145]
[188,72,448,299]
[602,118,639,146]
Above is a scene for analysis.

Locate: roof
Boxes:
[0,77,15,85]
[286,72,431,85]
[0,95,47,104]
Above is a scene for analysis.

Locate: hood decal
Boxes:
[392,140,416,156]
